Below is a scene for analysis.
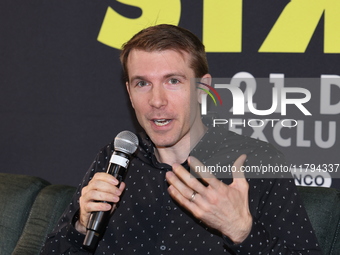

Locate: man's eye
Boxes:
[169,78,180,84]
[136,81,148,87]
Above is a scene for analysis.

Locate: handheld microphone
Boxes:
[83,130,139,251]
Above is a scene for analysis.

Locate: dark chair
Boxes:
[298,186,340,255]
[0,173,76,254]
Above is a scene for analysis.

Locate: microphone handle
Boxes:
[83,151,129,251]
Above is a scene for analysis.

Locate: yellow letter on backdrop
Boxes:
[98,0,181,49]
[324,0,340,53]
[259,0,340,53]
[203,0,243,52]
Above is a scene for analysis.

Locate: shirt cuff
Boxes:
[63,211,87,251]
[222,219,271,254]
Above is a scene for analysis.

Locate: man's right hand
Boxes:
[76,172,126,234]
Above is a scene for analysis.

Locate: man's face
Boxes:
[126,49,206,149]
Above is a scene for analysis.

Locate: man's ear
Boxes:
[197,74,212,104]
[126,81,135,109]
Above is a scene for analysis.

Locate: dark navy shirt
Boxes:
[41,127,322,254]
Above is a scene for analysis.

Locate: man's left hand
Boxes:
[166,154,252,244]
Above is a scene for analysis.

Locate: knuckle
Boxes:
[83,203,92,213]
[98,191,111,202]
[209,196,219,205]
[81,186,89,196]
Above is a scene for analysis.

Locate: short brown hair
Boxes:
[120,24,209,81]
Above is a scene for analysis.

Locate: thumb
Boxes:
[232,154,247,180]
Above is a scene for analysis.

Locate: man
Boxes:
[41,24,322,254]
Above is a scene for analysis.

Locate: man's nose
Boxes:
[149,85,168,108]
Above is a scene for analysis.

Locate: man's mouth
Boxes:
[153,119,172,126]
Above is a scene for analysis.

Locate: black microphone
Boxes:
[83,130,139,251]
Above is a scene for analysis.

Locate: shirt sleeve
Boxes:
[224,214,322,254]
[40,145,111,254]
[223,148,323,254]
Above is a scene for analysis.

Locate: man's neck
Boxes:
[154,124,208,166]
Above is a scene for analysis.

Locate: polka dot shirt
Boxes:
[41,127,322,254]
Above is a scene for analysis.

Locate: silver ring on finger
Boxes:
[189,191,197,202]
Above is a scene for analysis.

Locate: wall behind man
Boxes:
[1,0,339,188]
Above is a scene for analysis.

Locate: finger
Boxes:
[81,181,126,213]
[170,162,210,195]
[231,154,247,179]
[81,173,125,206]
[167,181,200,211]
[88,173,122,194]
[166,168,199,200]
[82,187,121,204]
[118,181,126,192]
[188,156,216,179]
[86,200,112,212]
[231,154,249,190]
[80,191,112,214]
[188,156,222,189]
[92,172,119,185]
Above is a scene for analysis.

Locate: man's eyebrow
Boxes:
[129,75,145,82]
[164,73,188,79]
[130,73,188,82]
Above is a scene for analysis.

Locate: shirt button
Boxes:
[160,245,166,251]
[165,206,172,211]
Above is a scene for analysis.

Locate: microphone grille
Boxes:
[114,130,139,155]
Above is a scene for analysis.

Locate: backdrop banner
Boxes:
[1,0,339,188]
